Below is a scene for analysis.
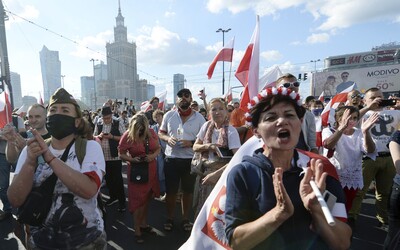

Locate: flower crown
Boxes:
[244,87,303,126]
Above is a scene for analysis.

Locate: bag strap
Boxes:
[42,139,76,191]
[145,137,149,154]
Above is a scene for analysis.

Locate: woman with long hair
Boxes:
[118,113,160,243]
[224,87,351,249]
[192,98,240,217]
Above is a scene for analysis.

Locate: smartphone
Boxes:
[379,99,396,107]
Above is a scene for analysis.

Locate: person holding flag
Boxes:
[224,87,351,249]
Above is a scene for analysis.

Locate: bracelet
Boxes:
[46,156,57,165]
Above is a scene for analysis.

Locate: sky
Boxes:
[3,0,400,105]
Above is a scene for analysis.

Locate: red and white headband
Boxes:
[244,87,302,126]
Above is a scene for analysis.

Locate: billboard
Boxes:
[312,64,400,97]
[325,49,397,68]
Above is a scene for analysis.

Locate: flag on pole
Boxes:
[0,83,12,128]
[142,91,168,112]
[207,38,235,80]
[236,16,260,111]
[180,136,345,249]
[260,66,283,90]
[321,83,356,127]
[38,91,44,105]
[318,91,325,102]
[140,101,151,112]
[223,87,232,104]
[157,91,167,111]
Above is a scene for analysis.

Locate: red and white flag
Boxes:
[38,91,44,105]
[0,83,12,128]
[141,91,168,112]
[260,66,283,90]
[207,38,235,79]
[140,101,151,112]
[315,116,323,147]
[180,137,345,250]
[236,16,260,112]
[223,87,232,104]
[318,91,325,102]
[157,91,167,111]
[321,83,356,127]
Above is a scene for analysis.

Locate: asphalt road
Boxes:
[0,166,388,250]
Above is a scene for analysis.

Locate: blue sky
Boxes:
[3,0,400,104]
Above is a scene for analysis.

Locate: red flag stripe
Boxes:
[207,38,234,79]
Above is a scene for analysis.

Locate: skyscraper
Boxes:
[106,1,142,104]
[39,45,61,101]
[173,73,185,103]
[10,72,22,108]
[80,76,94,109]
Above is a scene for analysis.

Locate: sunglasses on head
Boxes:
[279,82,300,88]
[178,92,191,98]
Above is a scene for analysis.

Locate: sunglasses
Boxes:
[178,93,191,98]
[351,94,362,99]
[279,82,300,88]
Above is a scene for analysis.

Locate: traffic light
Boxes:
[298,74,302,80]
[303,73,308,81]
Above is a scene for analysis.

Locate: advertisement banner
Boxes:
[312,64,400,97]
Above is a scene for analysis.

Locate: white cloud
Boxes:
[260,50,282,61]
[70,31,113,60]
[207,0,400,31]
[306,33,329,44]
[135,25,214,66]
[164,11,176,18]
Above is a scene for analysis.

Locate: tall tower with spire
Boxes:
[106,0,142,102]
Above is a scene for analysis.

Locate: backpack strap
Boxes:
[44,137,87,166]
[74,137,87,166]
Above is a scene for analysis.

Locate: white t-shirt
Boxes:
[364,109,400,153]
[197,122,241,161]
[322,127,376,189]
[160,110,206,159]
[15,140,106,247]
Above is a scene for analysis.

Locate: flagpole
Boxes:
[216,28,231,95]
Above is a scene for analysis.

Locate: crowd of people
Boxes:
[0,72,399,249]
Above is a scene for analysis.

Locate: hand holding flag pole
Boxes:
[310,180,336,226]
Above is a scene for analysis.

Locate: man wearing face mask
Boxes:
[8,88,107,249]
[158,88,206,232]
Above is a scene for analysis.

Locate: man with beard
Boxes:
[158,88,206,232]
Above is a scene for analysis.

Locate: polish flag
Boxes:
[38,91,44,105]
[180,137,345,250]
[0,83,12,128]
[260,66,283,90]
[140,101,151,112]
[315,116,323,147]
[223,87,232,104]
[318,91,325,102]
[321,83,356,127]
[207,38,235,79]
[157,91,167,111]
[236,16,260,112]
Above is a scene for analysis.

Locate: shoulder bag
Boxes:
[130,137,149,183]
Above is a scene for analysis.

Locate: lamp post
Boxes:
[310,59,320,72]
[90,58,98,110]
[216,28,231,95]
[61,75,65,88]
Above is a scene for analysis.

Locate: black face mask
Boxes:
[47,114,77,140]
